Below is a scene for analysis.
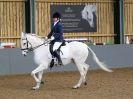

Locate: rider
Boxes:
[47,12,64,65]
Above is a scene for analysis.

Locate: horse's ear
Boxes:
[31,33,36,36]
[21,32,26,37]
[91,5,96,12]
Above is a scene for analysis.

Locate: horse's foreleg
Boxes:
[38,71,44,84]
[31,63,48,90]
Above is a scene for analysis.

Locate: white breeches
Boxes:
[53,42,62,51]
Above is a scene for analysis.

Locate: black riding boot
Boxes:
[54,50,63,65]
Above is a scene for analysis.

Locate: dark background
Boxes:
[50,5,97,33]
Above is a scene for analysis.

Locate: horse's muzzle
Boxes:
[23,54,27,57]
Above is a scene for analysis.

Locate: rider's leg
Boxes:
[54,50,63,65]
[50,41,55,55]
[53,42,63,65]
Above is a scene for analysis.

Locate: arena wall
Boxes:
[0,44,133,75]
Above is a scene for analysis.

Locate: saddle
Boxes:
[49,40,66,56]
[49,40,68,69]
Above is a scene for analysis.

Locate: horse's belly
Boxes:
[62,58,72,65]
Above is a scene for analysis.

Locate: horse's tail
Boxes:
[88,46,112,72]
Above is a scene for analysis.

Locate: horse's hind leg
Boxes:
[83,63,89,85]
[73,62,89,89]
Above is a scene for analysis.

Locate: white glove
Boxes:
[45,37,48,40]
[51,36,54,40]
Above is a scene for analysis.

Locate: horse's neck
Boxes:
[27,35,48,56]
[27,35,43,47]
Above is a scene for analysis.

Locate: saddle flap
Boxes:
[60,45,69,58]
[48,43,69,59]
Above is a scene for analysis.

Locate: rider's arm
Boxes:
[53,23,63,39]
[47,31,53,39]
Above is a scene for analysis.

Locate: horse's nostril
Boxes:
[24,54,27,56]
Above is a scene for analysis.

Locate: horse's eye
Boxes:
[24,43,26,45]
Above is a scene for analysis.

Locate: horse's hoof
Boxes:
[84,82,87,86]
[41,81,44,84]
[32,87,39,90]
[72,86,79,89]
[31,88,36,90]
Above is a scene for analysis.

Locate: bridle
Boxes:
[21,35,50,53]
[21,37,33,52]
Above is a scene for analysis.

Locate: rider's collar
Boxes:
[54,20,59,26]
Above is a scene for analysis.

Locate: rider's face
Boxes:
[53,18,59,22]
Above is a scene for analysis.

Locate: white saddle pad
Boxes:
[48,43,69,59]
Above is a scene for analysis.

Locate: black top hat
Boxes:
[53,12,61,19]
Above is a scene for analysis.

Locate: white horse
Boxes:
[21,32,112,90]
[81,4,96,28]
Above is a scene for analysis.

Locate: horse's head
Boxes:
[81,4,96,28]
[21,32,32,56]
[21,32,49,56]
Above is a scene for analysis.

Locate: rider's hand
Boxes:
[45,37,48,40]
[50,36,54,40]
